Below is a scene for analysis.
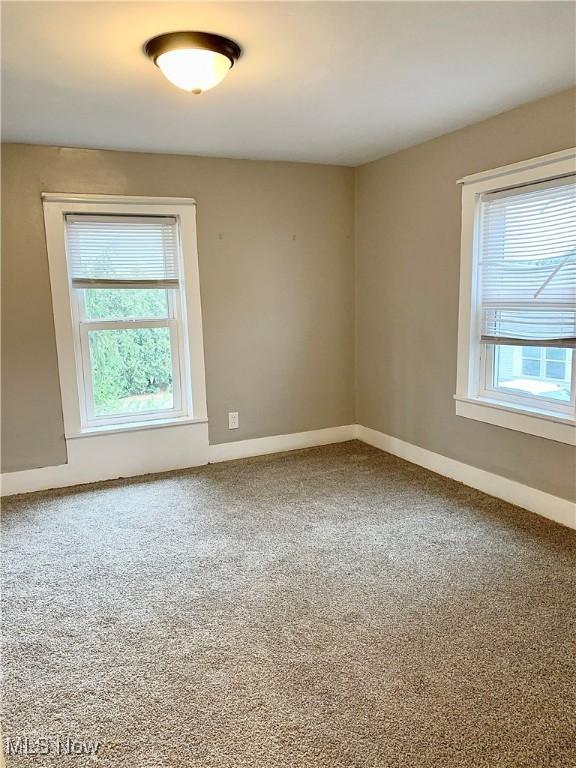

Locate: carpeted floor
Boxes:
[2,440,575,767]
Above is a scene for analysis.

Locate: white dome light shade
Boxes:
[145,31,242,95]
[156,49,232,93]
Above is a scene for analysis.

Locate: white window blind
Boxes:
[479,176,576,348]
[66,215,180,288]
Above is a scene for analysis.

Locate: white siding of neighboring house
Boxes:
[498,346,516,379]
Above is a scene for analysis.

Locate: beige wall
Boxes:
[2,90,575,498]
[1,145,355,471]
[355,88,576,502]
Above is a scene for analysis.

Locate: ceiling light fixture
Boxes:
[145,31,242,94]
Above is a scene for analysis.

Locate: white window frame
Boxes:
[455,148,576,446]
[43,194,208,439]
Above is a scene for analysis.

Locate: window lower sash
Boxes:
[77,318,185,428]
[480,343,575,418]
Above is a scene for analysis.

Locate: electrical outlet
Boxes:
[228,411,239,430]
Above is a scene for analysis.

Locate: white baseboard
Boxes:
[357,425,575,530]
[0,423,355,496]
[208,425,357,463]
[3,420,573,531]
[1,421,209,496]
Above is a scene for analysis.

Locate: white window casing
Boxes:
[455,148,576,446]
[42,194,208,440]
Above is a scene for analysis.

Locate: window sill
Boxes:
[66,416,208,440]
[454,395,575,445]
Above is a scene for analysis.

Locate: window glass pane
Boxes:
[522,347,541,360]
[88,327,174,417]
[521,358,540,377]
[494,345,572,403]
[83,288,169,320]
[545,361,566,380]
[546,348,566,362]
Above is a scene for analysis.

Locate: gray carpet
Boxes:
[2,440,575,767]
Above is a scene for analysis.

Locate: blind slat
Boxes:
[478,176,576,346]
[66,214,180,286]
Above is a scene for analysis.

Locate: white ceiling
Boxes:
[2,1,574,166]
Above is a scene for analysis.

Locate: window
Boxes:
[66,215,188,427]
[43,196,207,441]
[455,149,576,445]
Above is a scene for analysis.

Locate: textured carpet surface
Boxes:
[2,441,575,767]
